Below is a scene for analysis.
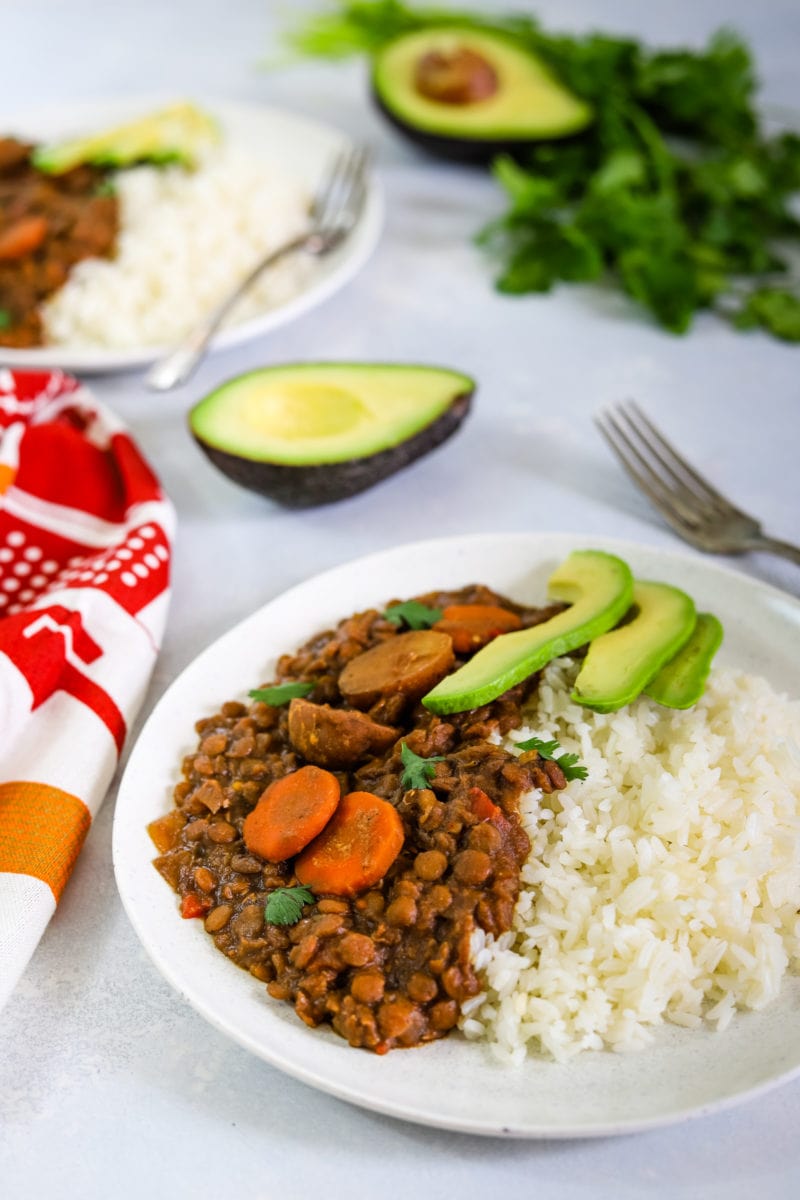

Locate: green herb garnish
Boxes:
[265,885,315,926]
[400,741,445,789]
[515,735,588,781]
[249,681,314,706]
[289,2,800,341]
[93,178,117,198]
[731,287,800,341]
[383,599,443,629]
[0,309,11,331]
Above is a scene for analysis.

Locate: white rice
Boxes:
[462,660,800,1063]
[42,146,312,348]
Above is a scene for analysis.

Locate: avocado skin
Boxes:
[372,88,545,164]
[192,389,472,508]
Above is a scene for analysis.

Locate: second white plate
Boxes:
[1,95,383,374]
[113,533,800,1136]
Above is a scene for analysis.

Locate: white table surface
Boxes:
[2,1,800,1196]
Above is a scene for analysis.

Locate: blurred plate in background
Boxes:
[0,96,383,375]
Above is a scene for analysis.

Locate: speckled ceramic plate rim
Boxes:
[0,95,384,374]
[112,532,800,1137]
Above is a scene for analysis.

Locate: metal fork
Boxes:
[146,144,371,392]
[595,400,800,567]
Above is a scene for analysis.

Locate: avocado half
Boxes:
[189,363,474,507]
[371,27,593,163]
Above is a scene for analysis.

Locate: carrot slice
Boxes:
[0,215,48,261]
[433,604,522,654]
[294,791,404,897]
[243,764,340,863]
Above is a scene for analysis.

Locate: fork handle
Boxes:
[145,231,319,392]
[749,536,800,567]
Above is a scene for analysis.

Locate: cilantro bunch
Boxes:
[289,1,800,340]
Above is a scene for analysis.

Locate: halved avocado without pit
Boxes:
[372,27,593,163]
[189,363,474,507]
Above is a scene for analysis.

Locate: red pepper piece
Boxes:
[180,893,211,919]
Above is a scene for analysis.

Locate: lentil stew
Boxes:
[149,585,568,1054]
[0,138,118,348]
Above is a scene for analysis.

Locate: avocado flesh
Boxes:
[33,102,219,175]
[572,581,697,713]
[645,613,723,710]
[372,27,592,154]
[190,363,474,507]
[422,550,633,715]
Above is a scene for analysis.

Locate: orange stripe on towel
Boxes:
[0,781,91,902]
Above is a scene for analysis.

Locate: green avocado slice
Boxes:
[372,27,592,162]
[422,550,633,715]
[571,580,697,713]
[645,612,723,709]
[189,363,474,507]
[32,102,219,175]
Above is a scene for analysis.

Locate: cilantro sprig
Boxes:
[265,885,315,926]
[400,741,445,790]
[515,735,588,782]
[288,2,800,341]
[383,599,443,629]
[249,681,314,706]
[0,309,11,331]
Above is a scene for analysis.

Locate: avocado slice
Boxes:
[571,580,697,713]
[645,612,723,710]
[32,102,219,175]
[372,27,593,163]
[422,550,633,715]
[189,363,474,507]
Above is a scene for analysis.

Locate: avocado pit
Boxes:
[414,46,499,105]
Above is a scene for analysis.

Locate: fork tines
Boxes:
[595,400,744,529]
[313,144,370,232]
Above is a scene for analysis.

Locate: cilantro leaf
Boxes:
[249,681,314,706]
[0,309,11,331]
[555,752,589,782]
[515,735,588,782]
[383,599,443,629]
[516,735,561,758]
[265,885,315,926]
[732,287,800,342]
[400,741,445,790]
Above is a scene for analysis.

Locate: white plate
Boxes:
[113,532,800,1137]
[0,96,383,374]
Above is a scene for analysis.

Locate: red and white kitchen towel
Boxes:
[0,368,174,1009]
